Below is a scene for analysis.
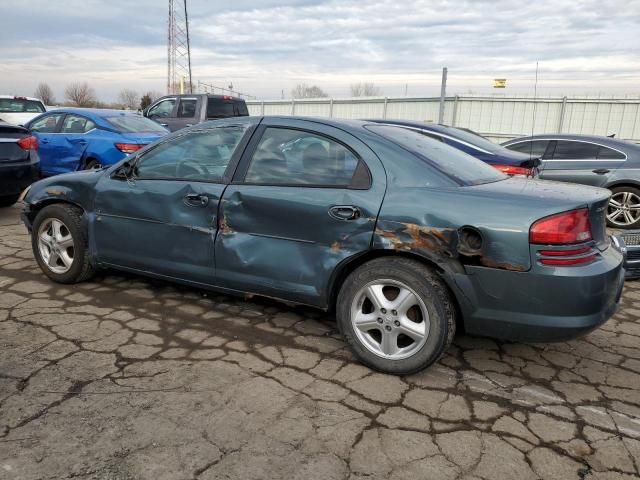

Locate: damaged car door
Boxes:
[92,124,252,284]
[214,118,386,307]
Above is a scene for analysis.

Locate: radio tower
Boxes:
[167,0,192,94]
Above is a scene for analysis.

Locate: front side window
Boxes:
[506,140,550,157]
[29,113,65,133]
[552,141,599,160]
[61,114,95,133]
[177,98,197,118]
[244,127,363,187]
[148,98,176,118]
[134,127,246,182]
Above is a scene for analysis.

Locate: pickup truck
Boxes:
[0,96,47,126]
[143,94,249,132]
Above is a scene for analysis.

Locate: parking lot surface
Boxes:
[1,203,639,480]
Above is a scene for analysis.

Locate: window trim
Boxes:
[236,125,372,190]
[129,126,253,184]
[505,138,627,162]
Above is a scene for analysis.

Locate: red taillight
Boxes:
[539,246,598,266]
[530,208,592,245]
[115,143,143,154]
[493,164,534,177]
[17,135,38,151]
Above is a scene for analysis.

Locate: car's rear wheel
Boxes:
[0,195,20,208]
[336,257,456,375]
[31,204,95,283]
[84,159,101,170]
[607,186,640,228]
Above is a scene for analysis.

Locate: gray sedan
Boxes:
[503,134,640,228]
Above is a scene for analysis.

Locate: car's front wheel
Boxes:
[336,257,456,375]
[31,204,95,283]
[607,186,640,229]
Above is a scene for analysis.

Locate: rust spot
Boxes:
[478,256,528,272]
[244,292,254,300]
[219,215,233,234]
[330,241,342,252]
[46,188,65,196]
[375,222,454,255]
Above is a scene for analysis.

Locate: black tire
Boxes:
[336,257,456,375]
[607,186,640,229]
[84,159,101,170]
[0,195,20,208]
[31,203,95,284]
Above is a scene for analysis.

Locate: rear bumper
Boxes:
[0,160,40,196]
[450,245,624,342]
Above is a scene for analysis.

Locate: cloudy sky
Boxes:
[1,0,639,102]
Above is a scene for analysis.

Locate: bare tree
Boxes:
[291,84,328,99]
[140,91,164,111]
[64,82,96,107]
[350,82,382,97]
[34,83,56,105]
[118,89,139,110]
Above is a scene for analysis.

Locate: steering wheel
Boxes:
[176,159,208,179]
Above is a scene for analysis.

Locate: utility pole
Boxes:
[438,67,447,124]
[167,0,192,94]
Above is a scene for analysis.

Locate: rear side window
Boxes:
[177,98,197,118]
[61,114,96,133]
[367,125,505,185]
[0,98,45,113]
[597,145,626,160]
[235,102,249,116]
[506,140,550,157]
[244,127,367,187]
[135,126,247,182]
[552,141,599,160]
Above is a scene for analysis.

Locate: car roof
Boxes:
[0,95,43,102]
[505,133,640,151]
[46,108,141,118]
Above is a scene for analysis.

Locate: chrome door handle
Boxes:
[329,205,361,221]
[160,123,168,127]
[184,193,208,207]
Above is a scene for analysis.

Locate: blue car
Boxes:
[25,108,168,176]
[367,119,541,177]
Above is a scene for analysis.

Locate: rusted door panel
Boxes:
[215,186,381,306]
[215,117,387,307]
[93,177,224,284]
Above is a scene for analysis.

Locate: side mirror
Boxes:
[142,108,149,117]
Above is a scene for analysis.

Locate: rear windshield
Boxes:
[207,98,248,118]
[105,115,168,133]
[366,125,506,185]
[0,98,45,113]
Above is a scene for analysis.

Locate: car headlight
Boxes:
[18,185,32,203]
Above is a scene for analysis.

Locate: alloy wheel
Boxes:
[37,218,75,274]
[350,279,430,360]
[608,191,640,227]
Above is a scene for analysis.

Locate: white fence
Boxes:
[247,95,640,143]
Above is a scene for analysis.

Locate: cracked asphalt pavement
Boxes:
[1,204,640,480]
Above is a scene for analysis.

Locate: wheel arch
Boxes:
[326,249,464,328]
[605,180,640,190]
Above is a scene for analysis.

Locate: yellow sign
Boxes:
[494,79,507,88]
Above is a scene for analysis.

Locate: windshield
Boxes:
[0,98,45,113]
[366,125,506,185]
[106,115,168,133]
